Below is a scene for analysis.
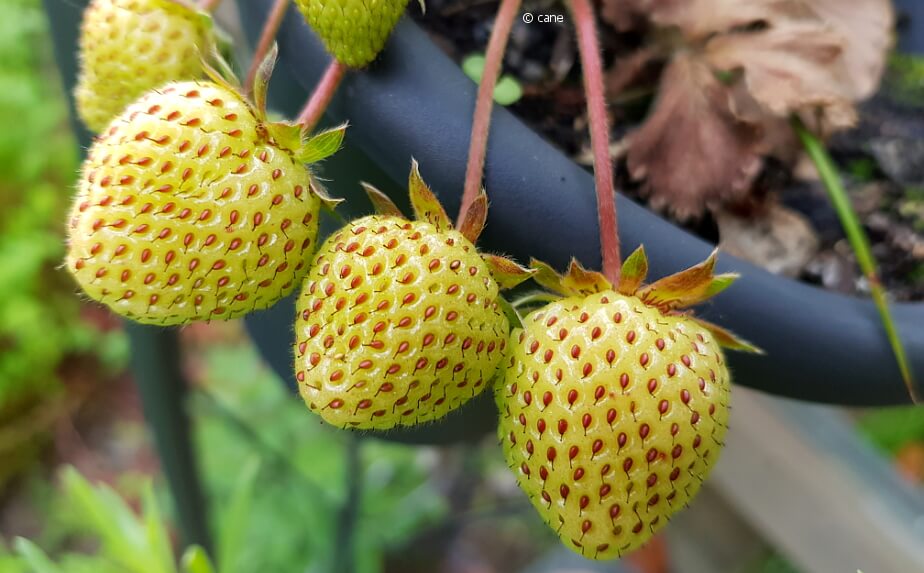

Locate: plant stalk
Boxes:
[570,0,621,284]
[244,0,291,94]
[458,0,522,228]
[297,60,348,131]
[795,119,919,403]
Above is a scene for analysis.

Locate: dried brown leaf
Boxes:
[801,0,894,100]
[704,21,857,130]
[646,0,812,41]
[626,54,763,219]
[600,0,655,32]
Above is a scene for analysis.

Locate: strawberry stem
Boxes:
[199,0,223,12]
[297,60,347,132]
[569,0,621,284]
[245,0,291,94]
[458,0,522,229]
[795,118,920,403]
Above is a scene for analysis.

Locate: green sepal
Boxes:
[459,190,488,243]
[498,297,524,329]
[561,259,612,296]
[703,273,738,299]
[638,250,728,310]
[618,245,649,295]
[690,317,763,354]
[408,159,451,232]
[298,123,347,164]
[529,259,570,297]
[200,44,240,94]
[482,254,535,290]
[252,43,277,115]
[310,176,344,212]
[361,182,404,217]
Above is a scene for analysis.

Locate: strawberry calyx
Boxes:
[361,160,534,291]
[200,44,344,211]
[530,247,761,353]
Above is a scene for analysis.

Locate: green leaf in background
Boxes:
[12,538,61,573]
[461,53,523,106]
[858,405,924,454]
[215,458,260,573]
[180,547,216,573]
[61,467,174,573]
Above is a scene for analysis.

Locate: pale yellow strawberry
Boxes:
[496,249,759,559]
[294,163,532,429]
[67,55,345,325]
[76,0,213,133]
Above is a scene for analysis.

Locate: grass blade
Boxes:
[794,118,919,403]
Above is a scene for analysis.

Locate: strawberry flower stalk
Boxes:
[494,0,761,560]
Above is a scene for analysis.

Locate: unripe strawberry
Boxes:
[497,250,759,559]
[66,55,345,325]
[295,0,410,67]
[294,163,532,429]
[76,0,214,133]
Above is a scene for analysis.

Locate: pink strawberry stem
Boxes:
[569,0,622,284]
[199,0,223,12]
[297,60,347,132]
[458,0,522,229]
[245,0,291,94]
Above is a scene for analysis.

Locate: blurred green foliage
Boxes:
[886,53,924,105]
[4,339,447,572]
[858,406,924,454]
[192,342,447,573]
[0,0,125,412]
[8,467,221,573]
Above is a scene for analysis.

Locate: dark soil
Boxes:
[412,0,924,301]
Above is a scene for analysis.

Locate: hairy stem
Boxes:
[245,0,291,94]
[570,0,621,284]
[297,60,348,131]
[199,0,223,12]
[795,119,919,403]
[458,0,522,228]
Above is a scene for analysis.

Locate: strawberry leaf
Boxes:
[298,123,347,164]
[617,245,649,295]
[691,317,763,354]
[459,190,488,243]
[361,183,404,217]
[482,254,535,290]
[408,159,451,232]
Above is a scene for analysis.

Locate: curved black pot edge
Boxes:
[242,0,923,408]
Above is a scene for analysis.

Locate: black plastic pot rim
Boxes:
[244,1,923,407]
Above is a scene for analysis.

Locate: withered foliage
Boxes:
[602,0,894,219]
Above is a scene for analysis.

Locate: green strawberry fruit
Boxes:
[497,249,760,559]
[67,52,344,325]
[294,162,532,429]
[76,0,215,133]
[295,0,410,67]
